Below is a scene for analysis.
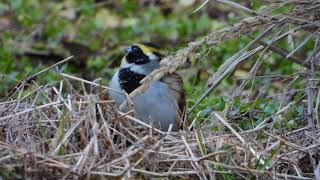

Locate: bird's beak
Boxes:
[124,46,132,54]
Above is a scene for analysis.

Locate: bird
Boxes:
[109,43,185,131]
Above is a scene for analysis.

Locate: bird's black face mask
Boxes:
[125,45,150,64]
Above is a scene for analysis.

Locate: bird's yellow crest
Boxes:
[135,43,160,54]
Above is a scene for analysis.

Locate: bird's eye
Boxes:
[132,46,138,52]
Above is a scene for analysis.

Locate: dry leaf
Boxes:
[288,28,295,50]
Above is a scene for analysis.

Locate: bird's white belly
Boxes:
[109,72,179,131]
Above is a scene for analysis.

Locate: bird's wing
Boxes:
[160,72,186,115]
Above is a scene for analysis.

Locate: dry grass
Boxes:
[1,0,320,179]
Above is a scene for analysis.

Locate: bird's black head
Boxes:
[125,45,150,64]
[124,43,163,65]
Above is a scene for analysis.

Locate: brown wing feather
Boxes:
[160,72,186,115]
